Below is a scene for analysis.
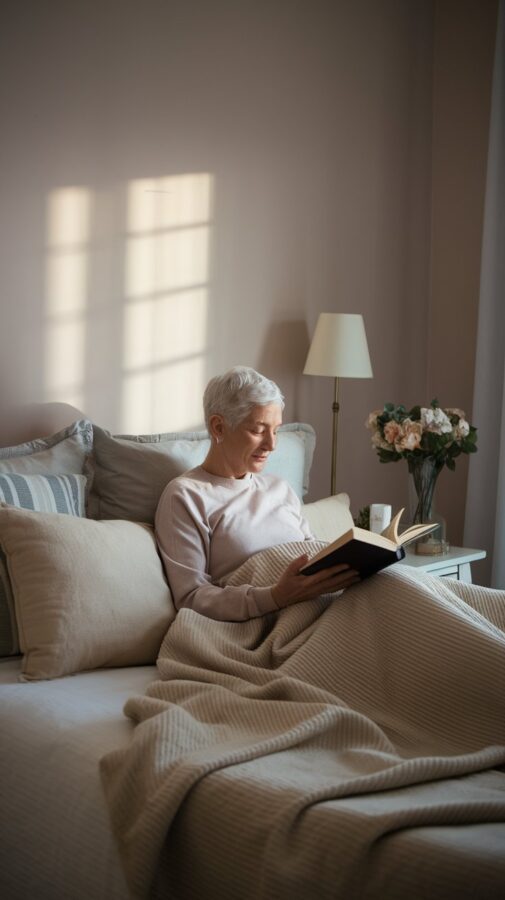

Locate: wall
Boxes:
[429,0,498,547]
[0,1,494,529]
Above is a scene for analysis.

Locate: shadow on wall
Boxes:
[41,173,214,435]
[257,319,310,420]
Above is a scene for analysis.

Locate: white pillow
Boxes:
[0,505,175,681]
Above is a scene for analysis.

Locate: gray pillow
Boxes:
[88,423,316,524]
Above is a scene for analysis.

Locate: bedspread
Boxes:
[100,543,505,900]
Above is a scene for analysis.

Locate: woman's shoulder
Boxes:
[161,466,207,498]
[254,472,299,498]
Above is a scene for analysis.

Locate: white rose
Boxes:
[421,407,452,434]
[420,407,434,428]
[454,418,470,439]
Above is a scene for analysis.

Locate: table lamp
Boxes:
[303,312,373,494]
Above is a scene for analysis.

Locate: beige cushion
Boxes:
[0,420,93,658]
[0,505,175,681]
[302,493,353,543]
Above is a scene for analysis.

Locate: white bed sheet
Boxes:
[0,658,156,900]
[1,655,504,900]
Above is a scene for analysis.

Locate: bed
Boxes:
[0,405,504,900]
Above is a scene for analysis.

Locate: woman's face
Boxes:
[214,403,283,478]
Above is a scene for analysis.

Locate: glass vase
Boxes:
[407,457,449,556]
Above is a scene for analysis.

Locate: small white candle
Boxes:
[370,503,392,534]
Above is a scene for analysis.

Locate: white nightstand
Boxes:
[402,547,486,583]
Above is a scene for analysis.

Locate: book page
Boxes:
[380,509,404,543]
[381,510,437,547]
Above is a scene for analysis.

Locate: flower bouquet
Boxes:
[366,400,477,554]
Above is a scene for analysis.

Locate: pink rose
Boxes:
[384,421,402,444]
[397,419,422,451]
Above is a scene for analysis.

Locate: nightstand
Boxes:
[402,547,486,583]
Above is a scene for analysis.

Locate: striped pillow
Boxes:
[0,473,87,656]
[0,472,86,516]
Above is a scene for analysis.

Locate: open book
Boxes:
[300,508,437,580]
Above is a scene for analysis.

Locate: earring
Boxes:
[216,436,223,444]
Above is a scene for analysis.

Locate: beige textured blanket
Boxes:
[101,543,505,900]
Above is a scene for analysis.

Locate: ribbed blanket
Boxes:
[100,543,505,900]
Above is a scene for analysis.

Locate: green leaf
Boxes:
[378,449,401,463]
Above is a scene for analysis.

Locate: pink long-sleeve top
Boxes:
[154,465,314,621]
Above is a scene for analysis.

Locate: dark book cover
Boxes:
[301,539,406,580]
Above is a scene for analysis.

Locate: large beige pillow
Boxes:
[302,493,353,543]
[0,505,175,681]
[0,419,94,657]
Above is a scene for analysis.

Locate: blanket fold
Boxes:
[100,543,505,900]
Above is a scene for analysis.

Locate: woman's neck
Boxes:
[201,448,248,480]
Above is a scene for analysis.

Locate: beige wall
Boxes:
[0,1,497,533]
[429,0,498,544]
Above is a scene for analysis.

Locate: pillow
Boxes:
[0,505,175,681]
[263,424,316,499]
[0,548,15,656]
[88,422,316,523]
[0,471,88,657]
[0,418,93,477]
[302,493,353,543]
[0,472,86,517]
[0,420,93,657]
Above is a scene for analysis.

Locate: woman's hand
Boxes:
[271,554,360,609]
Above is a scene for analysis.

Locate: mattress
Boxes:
[0,658,156,900]
[1,650,505,900]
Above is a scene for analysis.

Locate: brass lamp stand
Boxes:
[331,376,340,496]
[303,313,373,495]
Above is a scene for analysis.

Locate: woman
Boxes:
[155,366,358,620]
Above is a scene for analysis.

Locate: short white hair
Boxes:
[203,366,285,430]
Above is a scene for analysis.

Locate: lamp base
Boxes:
[331,378,340,495]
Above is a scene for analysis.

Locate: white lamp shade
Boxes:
[303,313,373,378]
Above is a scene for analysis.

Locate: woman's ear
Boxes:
[209,414,225,444]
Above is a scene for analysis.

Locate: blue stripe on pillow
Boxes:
[0,477,15,506]
[1,473,36,509]
[46,474,71,514]
[0,473,86,517]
